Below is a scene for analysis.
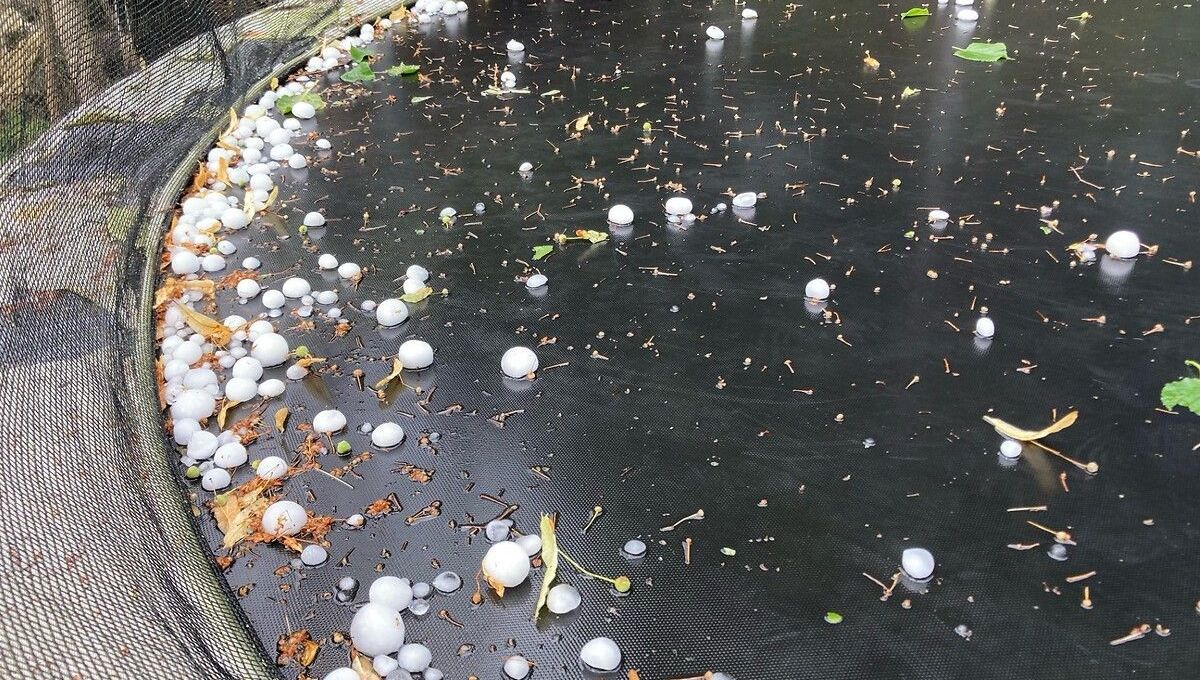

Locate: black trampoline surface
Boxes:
[174,1,1200,678]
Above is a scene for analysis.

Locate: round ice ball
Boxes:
[546,583,581,614]
[188,430,218,460]
[732,191,757,208]
[397,644,432,673]
[506,39,525,52]
[432,571,462,593]
[742,8,758,19]
[224,377,258,403]
[373,656,399,677]
[171,250,201,275]
[292,101,316,119]
[1105,230,1140,259]
[171,389,216,421]
[282,277,311,298]
[805,278,830,301]
[376,299,409,327]
[318,253,339,270]
[350,602,406,656]
[323,668,359,680]
[338,262,362,279]
[262,289,286,310]
[501,346,539,378]
[518,161,533,173]
[901,547,936,581]
[262,500,307,536]
[402,278,426,296]
[369,576,413,611]
[312,409,347,434]
[579,637,622,672]
[482,541,530,588]
[664,196,692,215]
[504,656,530,679]
[371,422,405,448]
[974,316,995,339]
[236,279,261,300]
[705,25,725,41]
[304,211,326,227]
[999,439,1023,459]
[251,332,289,366]
[214,442,248,468]
[525,273,548,289]
[608,204,634,225]
[928,209,950,223]
[405,264,429,283]
[258,379,285,398]
[201,468,231,491]
[257,455,289,480]
[957,8,979,21]
[301,544,328,566]
[398,339,434,369]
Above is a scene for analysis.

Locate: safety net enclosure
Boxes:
[4,0,1200,679]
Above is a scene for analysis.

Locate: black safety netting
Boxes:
[5,1,1200,680]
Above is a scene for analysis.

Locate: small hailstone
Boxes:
[282,277,311,298]
[243,256,262,270]
[546,583,581,614]
[500,70,517,87]
[312,409,347,434]
[805,278,830,301]
[412,582,432,599]
[503,656,530,679]
[350,603,406,656]
[664,196,693,215]
[397,339,434,369]
[214,442,248,468]
[262,289,286,310]
[425,670,444,680]
[376,299,409,327]
[705,25,725,40]
[485,519,512,542]
[506,39,525,52]
[474,202,486,214]
[369,576,414,611]
[224,377,258,403]
[287,154,307,169]
[957,8,979,21]
[732,191,757,208]
[301,544,328,566]
[257,379,285,398]
[337,262,362,279]
[262,500,307,536]
[251,333,289,366]
[501,346,539,378]
[408,599,430,616]
[1048,544,1069,561]
[236,279,261,299]
[325,668,361,680]
[525,273,548,289]
[482,541,531,588]
[337,576,358,592]
[402,278,426,296]
[316,290,338,305]
[579,637,622,672]
[371,422,405,448]
[928,209,950,223]
[406,264,430,283]
[292,101,316,119]
[515,534,542,556]
[374,656,400,677]
[303,211,326,227]
[974,316,995,339]
[438,207,457,220]
[901,547,936,581]
[955,0,974,4]
[171,250,200,275]
[346,513,366,528]
[256,456,288,480]
[433,571,462,593]
[397,644,432,672]
[742,8,758,19]
[1105,230,1140,259]
[316,138,332,150]
[201,468,231,491]
[186,431,217,459]
[622,539,647,558]
[608,204,634,225]
[999,439,1023,459]
[518,161,533,173]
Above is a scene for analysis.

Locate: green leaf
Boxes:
[532,514,559,622]
[1161,361,1200,415]
[824,611,844,624]
[400,286,434,303]
[900,7,931,19]
[578,229,609,244]
[340,62,375,83]
[411,96,432,104]
[275,92,324,115]
[386,63,420,76]
[953,42,1010,62]
[349,45,371,63]
[532,245,554,261]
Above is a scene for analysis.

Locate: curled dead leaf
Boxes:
[274,406,289,432]
[175,302,233,346]
[982,410,1078,441]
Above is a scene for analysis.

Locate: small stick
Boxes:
[1006,505,1048,513]
[1109,624,1150,646]
[582,505,604,534]
[1066,571,1096,583]
[1029,439,1099,474]
[683,537,693,565]
[661,508,704,531]
[1081,586,1093,610]
[1007,542,1040,550]
[1026,520,1074,544]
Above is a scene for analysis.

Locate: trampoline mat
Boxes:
[178,1,1200,678]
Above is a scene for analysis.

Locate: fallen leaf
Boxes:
[400,286,434,303]
[175,302,232,346]
[213,480,272,549]
[217,399,241,428]
[532,244,554,260]
[350,647,383,680]
[532,513,559,622]
[982,410,1077,441]
[570,112,591,131]
[1161,360,1200,415]
[953,42,1010,62]
[274,407,289,432]
[900,7,931,19]
[373,357,405,391]
[276,628,319,667]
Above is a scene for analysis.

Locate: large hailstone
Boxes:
[369,576,413,611]
[398,339,434,369]
[705,25,725,40]
[805,278,830,301]
[506,39,525,52]
[282,277,311,298]
[546,583,582,614]
[579,637,622,672]
[504,656,530,679]
[732,191,757,208]
[376,299,409,327]
[664,196,693,215]
[974,316,995,339]
[608,204,634,225]
[742,8,758,19]
[171,389,216,421]
[261,500,307,536]
[251,333,289,367]
[482,541,530,588]
[350,602,406,656]
[901,547,936,581]
[1105,230,1140,259]
[406,264,429,283]
[292,101,316,119]
[501,346,539,378]
[303,211,326,227]
[312,409,347,434]
[397,643,432,672]
[371,422,405,448]
[256,456,289,480]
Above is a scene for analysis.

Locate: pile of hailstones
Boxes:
[160,19,641,680]
[411,0,469,22]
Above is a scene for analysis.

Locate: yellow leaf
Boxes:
[155,278,214,308]
[400,286,434,303]
[571,112,591,132]
[982,410,1078,441]
[486,572,506,598]
[264,185,279,209]
[532,514,559,622]
[215,155,231,184]
[175,302,232,346]
[217,399,241,428]
[295,356,326,369]
[214,483,269,549]
[373,357,405,391]
[350,647,383,680]
[575,229,609,244]
[389,5,409,21]
[274,407,289,432]
[270,77,279,90]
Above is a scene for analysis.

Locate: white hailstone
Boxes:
[256,456,288,480]
[397,339,434,369]
[288,154,308,170]
[201,468,231,491]
[261,500,307,536]
[406,264,430,283]
[999,439,1023,459]
[504,656,530,680]
[338,262,362,279]
[506,39,525,52]
[251,333,290,366]
[304,211,326,227]
[456,1,467,11]
[282,118,302,132]
[957,8,979,21]
[546,583,582,614]
[217,240,236,255]
[486,519,512,542]
[515,533,542,556]
[425,670,445,680]
[439,207,457,220]
[622,538,647,557]
[282,277,311,298]
[901,547,936,581]
[318,253,339,270]
[316,138,332,150]
[301,544,328,566]
[608,204,634,225]
[172,389,216,421]
[974,316,995,339]
[518,161,533,173]
[183,367,218,390]
[525,273,548,289]
[171,250,201,275]
[500,70,517,88]
[324,669,359,680]
[432,571,462,593]
[269,144,294,162]
[219,207,248,231]
[215,442,248,468]
[373,656,400,677]
[706,25,725,40]
[805,278,831,301]
[376,299,409,327]
[579,637,622,672]
[201,254,226,272]
[173,419,201,446]
[174,341,203,365]
[742,8,758,19]
[243,256,262,270]
[928,209,950,223]
[371,422,405,448]
[266,129,292,148]
[732,191,757,208]
[262,289,286,310]
[955,0,973,4]
[1105,230,1140,259]
[664,196,693,215]
[248,174,274,194]
[402,278,426,296]
[188,431,219,460]
[482,541,530,588]
[350,603,406,656]
[232,357,264,381]
[398,644,432,673]
[247,319,274,338]
[316,291,339,305]
[258,379,286,398]
[243,104,266,120]
[225,377,258,403]
[346,513,365,528]
[501,346,539,378]
[292,101,317,119]
[369,576,413,611]
[312,409,347,434]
